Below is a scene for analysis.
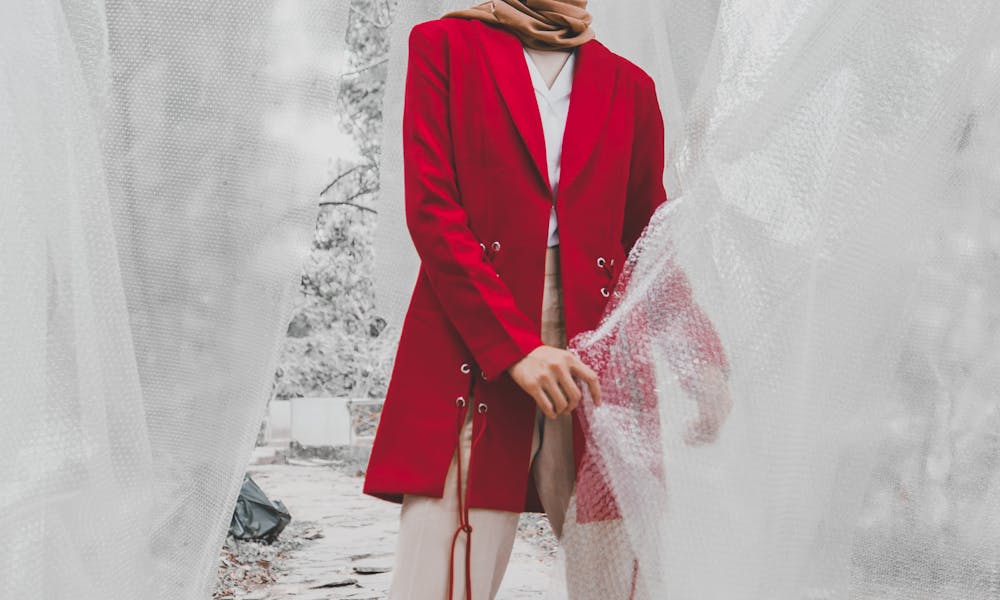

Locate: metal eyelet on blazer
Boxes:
[477,402,488,414]
[482,241,501,260]
[597,257,615,277]
[460,363,471,374]
[455,396,467,408]
[481,240,501,277]
[598,256,616,297]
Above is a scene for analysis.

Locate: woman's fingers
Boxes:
[508,345,602,415]
[530,384,558,419]
[554,363,583,413]
[541,375,570,416]
[569,357,602,406]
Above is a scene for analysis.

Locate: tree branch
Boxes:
[318,187,378,213]
[319,164,363,197]
[340,57,389,78]
[317,201,377,214]
[349,4,392,29]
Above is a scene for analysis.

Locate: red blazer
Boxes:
[364,17,712,513]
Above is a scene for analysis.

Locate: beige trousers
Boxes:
[388,247,575,600]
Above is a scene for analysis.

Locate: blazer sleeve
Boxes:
[621,75,669,256]
[622,73,731,380]
[402,21,544,381]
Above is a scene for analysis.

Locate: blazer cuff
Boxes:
[475,335,544,382]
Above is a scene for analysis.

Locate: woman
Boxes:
[364,1,729,597]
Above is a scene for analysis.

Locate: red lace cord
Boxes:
[447,399,488,600]
[629,557,639,599]
[447,401,471,600]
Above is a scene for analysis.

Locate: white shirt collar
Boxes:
[523,48,576,102]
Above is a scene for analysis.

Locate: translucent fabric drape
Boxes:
[375,1,1000,598]
[1,1,347,598]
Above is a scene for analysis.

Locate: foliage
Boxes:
[272,0,398,401]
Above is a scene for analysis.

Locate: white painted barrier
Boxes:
[267,398,291,441]
[289,397,352,447]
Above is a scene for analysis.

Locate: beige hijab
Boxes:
[443,0,595,50]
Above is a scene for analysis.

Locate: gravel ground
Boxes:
[216,444,1000,599]
[215,445,557,599]
[215,519,326,599]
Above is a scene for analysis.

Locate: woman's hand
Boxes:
[508,346,602,419]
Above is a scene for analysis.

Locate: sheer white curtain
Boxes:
[5,0,1000,597]
[1,1,348,598]
[375,1,1000,598]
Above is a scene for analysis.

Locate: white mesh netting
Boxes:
[5,0,1000,598]
[2,1,347,598]
[375,1,1000,599]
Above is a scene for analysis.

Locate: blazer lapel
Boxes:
[559,39,616,196]
[474,22,617,197]
[475,22,551,192]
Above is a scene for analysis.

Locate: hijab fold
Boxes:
[443,0,594,50]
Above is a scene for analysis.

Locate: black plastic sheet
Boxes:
[228,474,292,544]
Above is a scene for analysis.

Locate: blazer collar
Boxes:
[474,21,617,196]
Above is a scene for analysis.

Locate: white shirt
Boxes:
[523,47,576,247]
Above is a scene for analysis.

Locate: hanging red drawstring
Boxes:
[629,557,639,599]
[448,396,472,600]
[448,393,489,600]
